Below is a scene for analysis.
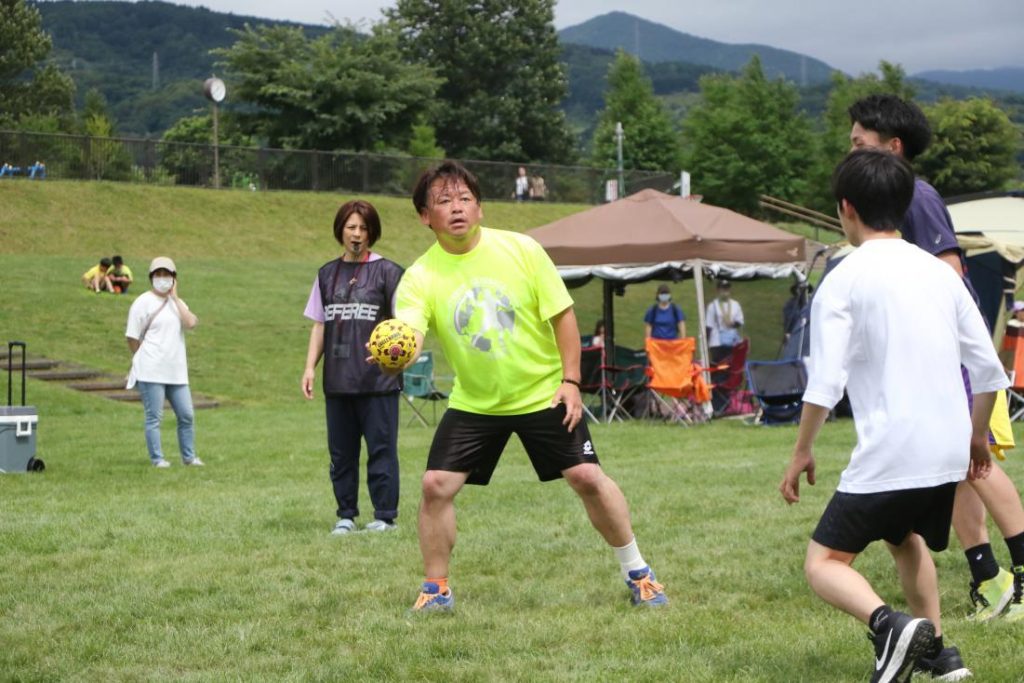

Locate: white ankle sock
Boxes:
[613,537,647,579]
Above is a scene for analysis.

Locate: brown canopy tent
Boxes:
[527,188,808,416]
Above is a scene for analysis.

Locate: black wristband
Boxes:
[561,378,581,388]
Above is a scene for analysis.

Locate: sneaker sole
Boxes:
[932,669,973,682]
[878,618,935,683]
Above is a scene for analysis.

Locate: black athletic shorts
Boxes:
[426,404,599,485]
[812,482,958,554]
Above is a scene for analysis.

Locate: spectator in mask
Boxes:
[643,284,686,340]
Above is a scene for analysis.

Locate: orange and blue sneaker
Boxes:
[409,581,454,614]
[626,566,667,607]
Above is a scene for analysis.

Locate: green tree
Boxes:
[682,56,814,214]
[0,0,74,127]
[160,113,255,186]
[408,119,445,159]
[214,23,439,152]
[590,51,682,173]
[917,98,1021,196]
[80,88,115,133]
[385,0,576,163]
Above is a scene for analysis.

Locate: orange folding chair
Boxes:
[643,338,712,424]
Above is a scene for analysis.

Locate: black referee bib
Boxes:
[317,256,404,396]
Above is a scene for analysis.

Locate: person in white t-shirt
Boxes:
[779,150,1008,682]
[705,280,744,361]
[125,257,202,468]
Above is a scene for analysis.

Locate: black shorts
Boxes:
[427,405,599,485]
[812,482,958,554]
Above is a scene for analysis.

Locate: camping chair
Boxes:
[603,345,649,422]
[710,339,754,417]
[402,350,450,427]
[579,344,606,423]
[643,338,711,424]
[745,359,807,425]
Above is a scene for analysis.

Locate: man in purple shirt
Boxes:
[848,94,1024,675]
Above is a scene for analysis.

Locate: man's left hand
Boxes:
[551,383,583,432]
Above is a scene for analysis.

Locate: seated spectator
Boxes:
[108,255,134,294]
[644,284,686,340]
[82,257,115,293]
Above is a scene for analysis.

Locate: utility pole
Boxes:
[615,121,625,198]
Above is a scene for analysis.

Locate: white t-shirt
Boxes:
[705,298,744,346]
[804,238,1008,494]
[125,291,190,385]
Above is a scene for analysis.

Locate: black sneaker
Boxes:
[868,611,935,683]
[915,646,972,681]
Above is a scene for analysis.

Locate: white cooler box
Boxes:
[0,406,38,473]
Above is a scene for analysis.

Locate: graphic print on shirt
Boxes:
[449,280,517,355]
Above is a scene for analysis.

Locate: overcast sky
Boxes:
[160,0,1023,75]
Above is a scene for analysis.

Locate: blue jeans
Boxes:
[137,381,196,463]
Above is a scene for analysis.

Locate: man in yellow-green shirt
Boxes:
[393,161,667,613]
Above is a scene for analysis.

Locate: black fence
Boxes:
[0,130,676,205]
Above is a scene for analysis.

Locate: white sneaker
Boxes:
[364,519,397,532]
[183,457,205,467]
[153,459,171,468]
[331,518,356,535]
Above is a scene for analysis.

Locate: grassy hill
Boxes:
[0,181,799,407]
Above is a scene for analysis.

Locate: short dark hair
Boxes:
[112,255,123,266]
[412,160,482,214]
[848,94,932,161]
[100,257,112,268]
[832,149,915,232]
[333,200,382,247]
[656,283,671,295]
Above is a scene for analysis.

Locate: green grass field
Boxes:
[1,181,1022,681]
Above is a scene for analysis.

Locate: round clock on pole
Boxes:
[202,77,226,188]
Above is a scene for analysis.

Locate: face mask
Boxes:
[657,293,671,303]
[153,276,173,294]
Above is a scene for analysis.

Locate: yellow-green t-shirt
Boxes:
[109,264,133,281]
[396,227,573,415]
[82,264,108,280]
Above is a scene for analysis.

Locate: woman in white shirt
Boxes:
[125,257,202,468]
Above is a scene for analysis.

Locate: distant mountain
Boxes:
[558,11,835,86]
[913,67,1024,94]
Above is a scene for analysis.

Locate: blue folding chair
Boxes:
[401,350,450,427]
[745,359,807,425]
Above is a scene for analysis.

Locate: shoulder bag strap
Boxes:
[138,297,171,344]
